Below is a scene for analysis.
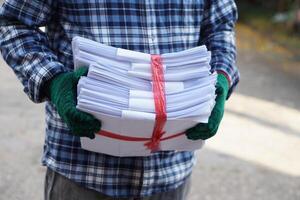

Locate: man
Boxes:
[0,0,239,199]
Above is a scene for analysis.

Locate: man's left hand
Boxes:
[185,73,229,140]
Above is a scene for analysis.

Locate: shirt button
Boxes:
[151,34,155,41]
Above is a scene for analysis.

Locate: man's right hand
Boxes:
[46,67,101,139]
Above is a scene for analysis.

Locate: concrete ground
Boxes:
[0,18,299,200]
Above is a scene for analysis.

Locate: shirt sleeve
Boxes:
[200,0,239,99]
[0,0,69,103]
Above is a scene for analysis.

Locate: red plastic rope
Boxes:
[143,55,167,152]
[97,130,185,142]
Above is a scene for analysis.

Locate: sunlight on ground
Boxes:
[206,93,300,177]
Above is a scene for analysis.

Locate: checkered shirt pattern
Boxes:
[0,0,239,197]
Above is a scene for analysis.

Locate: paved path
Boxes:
[0,23,299,200]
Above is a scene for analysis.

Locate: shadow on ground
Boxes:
[190,148,300,200]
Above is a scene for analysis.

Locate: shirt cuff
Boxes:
[215,69,236,100]
[216,70,231,87]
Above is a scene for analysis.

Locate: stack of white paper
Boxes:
[72,36,217,157]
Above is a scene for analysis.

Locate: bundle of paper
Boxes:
[72,36,217,157]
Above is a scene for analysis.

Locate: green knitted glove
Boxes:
[47,67,101,139]
[185,73,229,140]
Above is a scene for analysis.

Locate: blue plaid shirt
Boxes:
[0,0,239,198]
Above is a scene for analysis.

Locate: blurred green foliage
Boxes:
[237,0,300,55]
[239,0,298,11]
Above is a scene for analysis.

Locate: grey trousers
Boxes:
[44,168,191,200]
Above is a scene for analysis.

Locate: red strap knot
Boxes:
[151,55,162,68]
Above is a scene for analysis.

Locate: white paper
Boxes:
[72,36,217,157]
